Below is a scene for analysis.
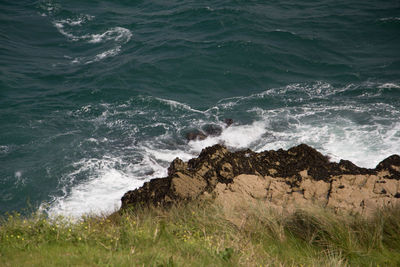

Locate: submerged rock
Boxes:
[184,119,234,141]
[186,130,207,141]
[121,144,400,216]
[202,124,223,136]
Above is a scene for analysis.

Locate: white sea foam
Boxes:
[379,17,400,22]
[211,82,400,168]
[57,15,94,27]
[71,58,80,64]
[47,154,166,218]
[47,2,132,65]
[252,105,400,168]
[48,168,139,218]
[188,121,267,153]
[14,171,22,179]
[0,145,9,154]
[14,170,27,187]
[54,22,132,45]
[84,27,132,44]
[53,22,77,40]
[45,84,400,218]
[143,147,194,163]
[258,81,345,100]
[75,46,123,65]
[155,97,205,114]
[378,83,400,89]
[93,46,121,61]
[38,0,60,16]
[216,82,345,109]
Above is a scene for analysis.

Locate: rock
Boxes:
[120,144,400,216]
[203,124,223,136]
[185,119,234,141]
[376,155,400,179]
[224,118,234,127]
[186,130,207,141]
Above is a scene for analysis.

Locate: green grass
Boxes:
[1,202,400,266]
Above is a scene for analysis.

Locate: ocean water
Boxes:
[1,0,399,217]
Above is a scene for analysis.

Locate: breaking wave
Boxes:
[39,0,131,65]
[44,81,400,217]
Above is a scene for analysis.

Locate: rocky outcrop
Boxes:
[121,144,400,216]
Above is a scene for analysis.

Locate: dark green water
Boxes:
[1,0,399,216]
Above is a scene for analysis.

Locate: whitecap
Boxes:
[44,82,400,218]
[0,145,9,154]
[379,17,400,22]
[143,147,194,163]
[252,104,400,168]
[92,46,121,62]
[46,154,166,218]
[14,171,27,187]
[53,22,77,40]
[188,121,267,153]
[378,83,400,89]
[54,23,132,45]
[47,168,138,218]
[48,3,132,65]
[14,171,22,179]
[154,97,205,114]
[84,27,132,44]
[57,15,94,27]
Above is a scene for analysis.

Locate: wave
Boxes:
[187,121,267,153]
[86,27,132,44]
[44,82,400,218]
[53,23,132,45]
[45,153,167,218]
[71,46,122,65]
[0,145,10,155]
[379,17,400,22]
[154,97,206,114]
[53,19,132,65]
[56,15,94,27]
[378,83,400,89]
[39,0,131,65]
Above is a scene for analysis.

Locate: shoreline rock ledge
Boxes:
[121,144,400,216]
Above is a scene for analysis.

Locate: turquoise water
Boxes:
[1,0,399,216]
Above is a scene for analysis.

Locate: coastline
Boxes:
[120,143,400,216]
[2,143,400,266]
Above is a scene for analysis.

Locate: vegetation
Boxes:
[1,202,400,266]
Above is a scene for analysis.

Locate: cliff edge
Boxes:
[121,144,400,216]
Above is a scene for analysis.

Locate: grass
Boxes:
[1,202,400,266]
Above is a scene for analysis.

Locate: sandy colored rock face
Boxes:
[121,144,400,216]
[171,173,207,199]
[211,173,400,217]
[326,175,400,215]
[214,175,269,211]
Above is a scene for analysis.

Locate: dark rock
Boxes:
[120,144,400,213]
[376,155,400,179]
[121,177,173,207]
[203,124,223,136]
[224,118,234,127]
[168,158,187,176]
[185,119,233,142]
[186,130,207,141]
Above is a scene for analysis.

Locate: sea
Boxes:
[1,0,399,217]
